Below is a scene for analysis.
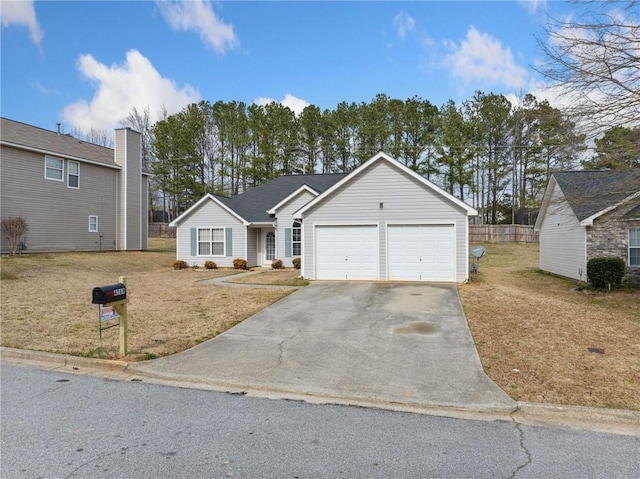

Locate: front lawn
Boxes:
[0,238,292,361]
[459,242,640,411]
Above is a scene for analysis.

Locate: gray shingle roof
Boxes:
[554,170,640,221]
[225,174,347,222]
[0,117,116,166]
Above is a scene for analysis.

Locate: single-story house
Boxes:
[0,118,149,253]
[171,152,478,282]
[534,170,640,285]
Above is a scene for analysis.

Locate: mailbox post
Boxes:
[92,276,128,357]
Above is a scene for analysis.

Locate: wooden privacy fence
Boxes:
[469,225,538,244]
[149,223,176,238]
[149,223,537,243]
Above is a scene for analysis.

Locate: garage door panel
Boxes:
[388,225,455,282]
[316,226,377,280]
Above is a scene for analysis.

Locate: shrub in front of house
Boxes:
[292,257,301,270]
[173,260,188,270]
[587,256,626,290]
[233,258,248,270]
[204,261,217,270]
[271,259,283,270]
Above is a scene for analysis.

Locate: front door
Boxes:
[262,229,275,265]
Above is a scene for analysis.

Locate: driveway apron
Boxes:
[129,283,516,412]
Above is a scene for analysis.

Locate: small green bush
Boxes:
[271,258,284,270]
[233,258,248,270]
[204,261,217,270]
[173,260,188,270]
[587,256,626,290]
[292,257,301,270]
[191,264,199,270]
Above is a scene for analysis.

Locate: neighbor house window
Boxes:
[67,160,79,188]
[45,156,64,181]
[630,229,640,267]
[292,219,302,256]
[198,227,224,256]
[89,216,98,232]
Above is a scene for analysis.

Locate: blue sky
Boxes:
[2,1,579,134]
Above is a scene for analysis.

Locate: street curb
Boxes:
[3,346,639,435]
[1,347,129,372]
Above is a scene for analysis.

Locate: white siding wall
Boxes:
[176,201,245,267]
[539,186,587,280]
[274,190,315,267]
[0,145,119,252]
[301,161,469,282]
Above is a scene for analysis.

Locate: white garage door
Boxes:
[388,225,455,282]
[315,225,378,280]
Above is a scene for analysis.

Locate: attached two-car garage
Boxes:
[295,152,477,283]
[314,224,456,282]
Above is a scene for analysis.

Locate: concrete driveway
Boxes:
[129,282,516,412]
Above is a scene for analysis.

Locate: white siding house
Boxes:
[172,152,478,283]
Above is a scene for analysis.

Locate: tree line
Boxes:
[136,92,595,224]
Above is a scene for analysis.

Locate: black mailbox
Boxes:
[92,283,126,304]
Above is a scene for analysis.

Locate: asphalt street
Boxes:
[2,365,638,479]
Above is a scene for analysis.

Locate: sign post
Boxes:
[92,276,128,358]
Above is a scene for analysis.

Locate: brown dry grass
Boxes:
[0,238,292,361]
[227,269,309,286]
[459,243,640,410]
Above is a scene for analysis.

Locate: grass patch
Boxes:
[459,242,640,411]
[1,270,18,280]
[0,238,292,361]
[226,270,310,286]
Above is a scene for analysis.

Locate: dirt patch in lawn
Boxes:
[226,270,309,286]
[459,242,640,411]
[0,238,292,361]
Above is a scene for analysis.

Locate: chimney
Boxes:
[56,123,62,135]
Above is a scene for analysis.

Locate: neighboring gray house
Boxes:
[534,170,640,285]
[171,152,478,282]
[0,118,149,253]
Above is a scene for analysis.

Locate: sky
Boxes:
[1,0,584,135]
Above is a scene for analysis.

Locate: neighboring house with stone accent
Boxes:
[0,118,149,253]
[534,170,640,286]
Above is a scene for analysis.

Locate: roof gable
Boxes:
[294,152,478,217]
[552,170,640,224]
[0,117,116,167]
[169,193,249,227]
[266,184,319,214]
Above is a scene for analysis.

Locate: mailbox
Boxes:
[92,283,126,304]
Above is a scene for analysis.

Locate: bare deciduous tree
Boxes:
[1,217,29,256]
[537,1,640,134]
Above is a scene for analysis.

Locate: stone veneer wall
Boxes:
[586,199,640,287]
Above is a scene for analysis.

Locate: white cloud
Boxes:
[253,94,309,116]
[63,50,200,131]
[393,11,415,40]
[518,0,547,15]
[156,0,238,54]
[0,0,43,45]
[443,26,529,91]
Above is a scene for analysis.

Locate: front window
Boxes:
[198,228,224,256]
[89,216,98,232]
[45,157,63,181]
[630,229,640,267]
[292,219,302,256]
[68,161,79,188]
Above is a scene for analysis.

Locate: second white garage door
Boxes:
[315,225,378,280]
[388,224,455,282]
